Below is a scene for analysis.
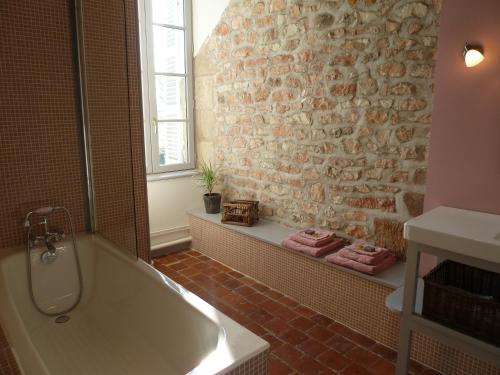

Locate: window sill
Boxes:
[147,169,198,182]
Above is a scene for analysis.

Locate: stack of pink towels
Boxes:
[325,240,396,275]
[282,228,344,257]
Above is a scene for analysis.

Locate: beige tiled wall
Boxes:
[190,215,500,375]
[0,0,88,249]
[81,0,150,261]
[226,350,269,375]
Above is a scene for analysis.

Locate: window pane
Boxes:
[152,26,185,74]
[152,0,184,27]
[155,76,186,120]
[158,122,188,166]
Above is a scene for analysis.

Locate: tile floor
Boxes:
[153,250,440,375]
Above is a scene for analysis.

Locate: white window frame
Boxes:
[138,0,195,174]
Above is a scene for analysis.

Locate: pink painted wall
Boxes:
[425,0,500,213]
[421,0,500,274]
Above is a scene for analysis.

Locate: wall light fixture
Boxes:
[463,44,484,68]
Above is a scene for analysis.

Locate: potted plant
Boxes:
[196,160,221,214]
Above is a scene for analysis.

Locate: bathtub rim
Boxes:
[0,233,269,375]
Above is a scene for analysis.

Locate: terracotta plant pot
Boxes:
[203,193,221,214]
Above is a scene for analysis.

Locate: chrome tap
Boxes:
[38,217,64,264]
[24,208,65,264]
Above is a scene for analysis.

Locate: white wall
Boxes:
[147,0,229,247]
[147,176,204,247]
[192,0,230,55]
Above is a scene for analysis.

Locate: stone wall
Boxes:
[194,0,441,248]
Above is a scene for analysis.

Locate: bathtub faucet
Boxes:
[24,208,65,264]
[38,217,64,264]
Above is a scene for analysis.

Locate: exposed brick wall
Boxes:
[195,0,441,247]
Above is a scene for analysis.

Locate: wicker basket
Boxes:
[422,260,500,346]
[221,200,259,227]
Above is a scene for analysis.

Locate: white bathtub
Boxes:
[0,234,268,374]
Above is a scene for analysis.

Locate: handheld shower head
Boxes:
[34,207,55,215]
[23,213,32,229]
[23,207,55,229]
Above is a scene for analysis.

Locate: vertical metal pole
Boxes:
[73,0,96,232]
[396,241,421,375]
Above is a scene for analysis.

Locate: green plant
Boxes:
[196,160,218,195]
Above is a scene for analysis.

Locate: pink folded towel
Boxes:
[344,239,389,257]
[290,228,336,247]
[282,237,344,257]
[337,248,390,265]
[325,252,396,275]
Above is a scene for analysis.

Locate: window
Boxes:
[139,0,195,174]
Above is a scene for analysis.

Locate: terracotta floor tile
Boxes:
[239,276,257,286]
[168,273,189,285]
[329,322,355,338]
[291,355,328,375]
[235,300,261,316]
[263,318,290,336]
[268,354,293,375]
[179,267,200,277]
[345,346,379,367]
[228,270,245,279]
[220,291,245,306]
[192,262,210,271]
[280,328,308,346]
[155,263,175,276]
[264,289,284,300]
[308,324,335,342]
[249,308,275,325]
[325,334,356,354]
[183,282,203,294]
[244,321,268,336]
[369,343,397,362]
[273,344,305,369]
[191,273,212,285]
[252,283,270,293]
[273,306,299,322]
[317,348,350,371]
[203,266,221,276]
[294,305,317,318]
[277,295,299,309]
[234,285,256,297]
[212,272,232,282]
[153,251,436,375]
[210,285,232,298]
[349,332,376,348]
[340,363,373,375]
[370,358,395,375]
[289,316,316,332]
[222,277,244,290]
[185,250,202,257]
[169,262,188,271]
[245,292,269,304]
[261,298,285,313]
[262,334,285,351]
[296,338,328,358]
[311,314,335,327]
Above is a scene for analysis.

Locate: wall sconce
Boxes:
[463,44,484,67]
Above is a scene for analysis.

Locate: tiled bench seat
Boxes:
[187,208,500,375]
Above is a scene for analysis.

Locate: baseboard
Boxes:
[150,225,190,246]
[150,237,192,258]
[150,225,191,258]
